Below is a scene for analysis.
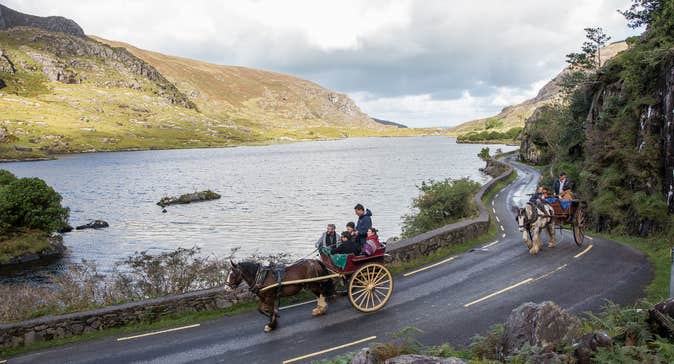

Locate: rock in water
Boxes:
[75,220,109,230]
[157,190,221,207]
[503,301,582,355]
[59,224,74,233]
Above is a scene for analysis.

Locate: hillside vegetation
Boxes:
[519,0,674,237]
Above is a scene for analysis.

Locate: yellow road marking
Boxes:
[0,359,6,363]
[403,256,456,277]
[532,264,567,282]
[464,278,533,307]
[574,244,593,258]
[282,336,377,364]
[116,324,200,341]
[587,236,593,240]
[280,299,317,310]
[483,240,499,248]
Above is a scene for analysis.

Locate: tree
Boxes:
[0,177,70,234]
[566,27,611,71]
[478,147,491,161]
[619,0,662,28]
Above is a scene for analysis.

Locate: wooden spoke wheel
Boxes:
[573,207,586,247]
[348,263,393,313]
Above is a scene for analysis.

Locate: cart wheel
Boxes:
[348,263,393,313]
[573,207,586,247]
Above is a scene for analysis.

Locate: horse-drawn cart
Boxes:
[546,199,586,246]
[319,247,394,312]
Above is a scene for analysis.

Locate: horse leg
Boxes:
[547,221,556,248]
[261,296,276,333]
[312,294,328,316]
[522,230,533,249]
[530,227,541,255]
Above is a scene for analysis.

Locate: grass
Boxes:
[0,230,52,264]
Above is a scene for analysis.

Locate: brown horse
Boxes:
[226,259,335,332]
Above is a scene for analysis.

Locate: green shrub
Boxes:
[478,147,491,161]
[401,178,481,238]
[0,177,70,234]
[0,169,17,186]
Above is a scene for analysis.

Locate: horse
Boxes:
[226,259,335,332]
[513,202,556,254]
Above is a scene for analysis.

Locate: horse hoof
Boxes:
[529,248,539,255]
[312,307,327,316]
[264,325,272,332]
[548,243,555,248]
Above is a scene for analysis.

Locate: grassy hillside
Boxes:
[449,41,628,141]
[0,27,426,161]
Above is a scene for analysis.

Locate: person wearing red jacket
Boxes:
[363,228,381,255]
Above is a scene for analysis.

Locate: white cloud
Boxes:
[3,0,642,127]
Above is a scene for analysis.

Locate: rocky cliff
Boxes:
[516,16,674,234]
[0,4,84,37]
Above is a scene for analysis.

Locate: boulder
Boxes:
[574,331,613,364]
[350,347,378,364]
[647,298,674,338]
[384,355,466,364]
[529,351,570,364]
[59,224,74,233]
[503,301,583,355]
[75,220,109,230]
[157,190,221,207]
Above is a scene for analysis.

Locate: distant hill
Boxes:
[0,4,84,37]
[372,117,408,128]
[0,5,415,160]
[448,41,628,137]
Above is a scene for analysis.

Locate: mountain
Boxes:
[371,117,408,128]
[0,4,84,37]
[0,5,401,161]
[448,41,628,137]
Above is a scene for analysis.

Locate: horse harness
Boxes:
[251,263,286,295]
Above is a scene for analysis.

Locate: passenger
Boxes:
[363,228,382,255]
[346,222,357,242]
[331,231,360,255]
[353,204,372,249]
[553,172,572,197]
[529,186,544,203]
[315,224,339,249]
[560,189,574,201]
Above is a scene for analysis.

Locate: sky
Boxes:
[4,0,642,127]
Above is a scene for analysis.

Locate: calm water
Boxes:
[2,137,516,274]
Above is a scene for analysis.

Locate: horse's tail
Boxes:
[316,260,335,298]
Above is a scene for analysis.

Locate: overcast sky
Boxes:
[4,0,641,127]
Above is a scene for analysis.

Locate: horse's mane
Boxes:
[236,261,259,276]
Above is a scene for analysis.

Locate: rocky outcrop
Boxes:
[384,355,465,364]
[518,108,549,164]
[0,235,66,266]
[573,331,613,364]
[503,301,583,355]
[0,4,84,37]
[75,220,109,230]
[480,158,508,178]
[3,27,195,108]
[157,190,221,207]
[0,49,16,73]
[647,297,674,338]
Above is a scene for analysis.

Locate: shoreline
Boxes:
[1,134,454,163]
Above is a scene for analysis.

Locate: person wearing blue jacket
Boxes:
[353,204,372,251]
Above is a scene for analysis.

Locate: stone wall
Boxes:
[0,288,253,349]
[0,159,513,350]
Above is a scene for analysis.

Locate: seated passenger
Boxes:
[345,222,357,243]
[363,228,381,256]
[529,186,544,203]
[315,224,339,249]
[331,231,360,255]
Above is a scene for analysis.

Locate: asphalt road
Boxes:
[7,157,652,364]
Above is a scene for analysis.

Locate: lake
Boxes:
[1,137,516,275]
